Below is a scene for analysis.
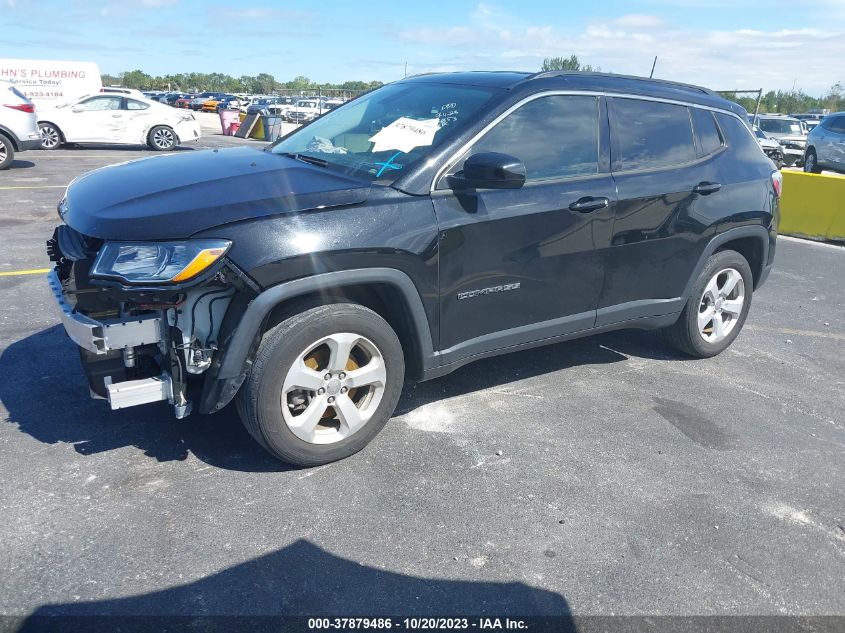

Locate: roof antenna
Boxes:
[649,56,658,78]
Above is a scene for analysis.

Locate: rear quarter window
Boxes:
[691,108,723,156]
[715,113,766,162]
[609,98,696,171]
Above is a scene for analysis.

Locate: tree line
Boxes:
[725,85,844,115]
[105,62,844,113]
[101,69,384,94]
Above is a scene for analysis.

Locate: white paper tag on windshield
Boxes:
[369,117,440,153]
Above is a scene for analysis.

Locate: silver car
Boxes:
[752,115,807,167]
[804,112,845,174]
[0,79,42,170]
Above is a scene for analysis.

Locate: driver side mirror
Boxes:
[450,152,526,190]
[71,105,84,113]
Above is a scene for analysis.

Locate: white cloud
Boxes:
[392,2,845,94]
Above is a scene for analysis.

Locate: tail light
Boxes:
[4,103,35,113]
[771,170,783,198]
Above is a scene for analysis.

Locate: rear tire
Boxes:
[147,125,176,151]
[236,303,405,466]
[0,134,14,170]
[663,249,753,358]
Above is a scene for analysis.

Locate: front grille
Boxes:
[47,225,101,264]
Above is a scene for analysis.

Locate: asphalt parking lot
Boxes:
[0,125,843,619]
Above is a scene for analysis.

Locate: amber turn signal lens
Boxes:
[170,246,228,282]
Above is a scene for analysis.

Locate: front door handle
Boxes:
[111,114,123,118]
[569,196,610,213]
[693,181,722,195]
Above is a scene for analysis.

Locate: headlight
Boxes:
[91,239,231,284]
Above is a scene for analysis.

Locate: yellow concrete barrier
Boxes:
[780,171,845,241]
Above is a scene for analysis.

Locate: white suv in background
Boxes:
[0,80,42,170]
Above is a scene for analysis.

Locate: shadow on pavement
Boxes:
[17,540,571,624]
[1,324,683,472]
[8,159,36,169]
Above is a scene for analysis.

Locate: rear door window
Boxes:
[609,98,696,171]
[691,108,723,157]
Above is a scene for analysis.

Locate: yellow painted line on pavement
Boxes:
[0,185,66,190]
[0,268,50,277]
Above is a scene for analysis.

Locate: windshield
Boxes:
[269,82,499,183]
[759,119,803,134]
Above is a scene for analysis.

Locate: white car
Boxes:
[37,94,202,151]
[0,79,41,169]
[285,99,325,123]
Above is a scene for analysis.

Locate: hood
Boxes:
[62,147,370,240]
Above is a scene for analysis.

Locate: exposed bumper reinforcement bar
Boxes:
[48,270,162,354]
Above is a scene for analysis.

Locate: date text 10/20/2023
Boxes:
[307,618,528,630]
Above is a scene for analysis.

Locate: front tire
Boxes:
[804,148,822,174]
[39,122,62,150]
[663,249,753,358]
[0,134,14,170]
[236,303,405,466]
[148,125,176,151]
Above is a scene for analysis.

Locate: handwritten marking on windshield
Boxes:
[374,152,404,178]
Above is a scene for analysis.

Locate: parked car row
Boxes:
[0,79,201,168]
[151,90,349,120]
[746,111,845,175]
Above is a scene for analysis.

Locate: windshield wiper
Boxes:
[277,152,329,168]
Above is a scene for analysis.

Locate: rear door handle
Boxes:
[569,196,610,213]
[693,181,721,195]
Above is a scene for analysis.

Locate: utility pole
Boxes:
[649,56,658,79]
[404,62,408,78]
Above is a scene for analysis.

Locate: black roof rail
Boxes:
[526,71,716,96]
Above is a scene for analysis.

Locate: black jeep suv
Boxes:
[47,71,780,465]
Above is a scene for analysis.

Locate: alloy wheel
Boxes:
[697,267,745,344]
[152,128,175,149]
[281,332,387,445]
[40,125,60,149]
[0,140,7,164]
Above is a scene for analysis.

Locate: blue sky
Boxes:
[2,0,844,94]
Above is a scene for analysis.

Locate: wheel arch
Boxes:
[0,125,19,150]
[37,120,65,142]
[146,124,177,146]
[682,225,771,298]
[217,268,435,383]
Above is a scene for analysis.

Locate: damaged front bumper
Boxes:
[47,269,188,415]
[46,225,258,419]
